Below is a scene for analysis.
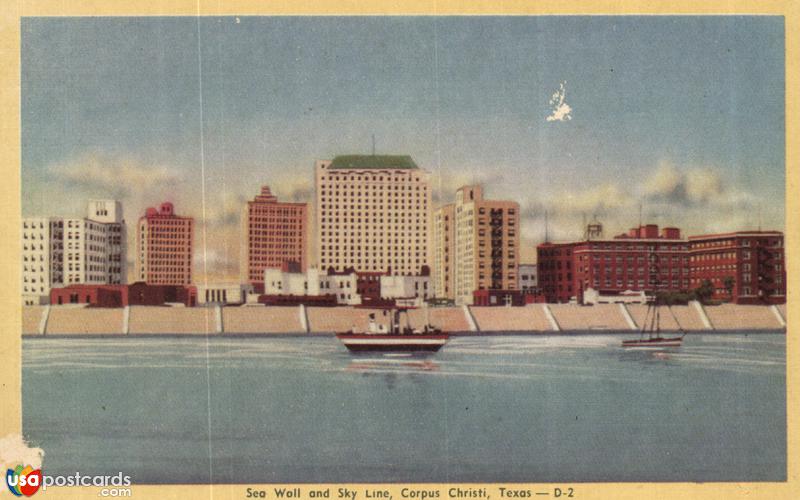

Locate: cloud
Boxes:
[203,192,247,228]
[0,434,44,471]
[516,161,777,245]
[642,161,726,205]
[546,81,573,122]
[430,168,505,204]
[49,154,182,200]
[271,176,314,203]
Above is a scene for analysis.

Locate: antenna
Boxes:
[371,134,376,156]
[544,209,550,243]
[638,201,643,229]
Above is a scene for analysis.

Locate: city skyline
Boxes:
[21,16,785,281]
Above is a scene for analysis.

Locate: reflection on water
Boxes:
[22,333,786,483]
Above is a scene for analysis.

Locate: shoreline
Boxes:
[22,303,787,337]
[21,329,786,339]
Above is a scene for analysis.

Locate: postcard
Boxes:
[1,2,797,500]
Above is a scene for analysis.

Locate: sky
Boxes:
[21,16,785,281]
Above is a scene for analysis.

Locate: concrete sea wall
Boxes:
[22,302,786,336]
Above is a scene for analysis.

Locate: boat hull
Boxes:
[336,333,449,352]
[621,337,683,348]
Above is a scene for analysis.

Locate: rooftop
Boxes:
[329,155,418,170]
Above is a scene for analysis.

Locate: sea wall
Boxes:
[22,302,786,336]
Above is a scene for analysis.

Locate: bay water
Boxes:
[22,333,785,483]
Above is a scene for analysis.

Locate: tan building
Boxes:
[315,155,431,275]
[433,204,456,300]
[135,202,194,285]
[442,185,520,305]
[242,185,308,286]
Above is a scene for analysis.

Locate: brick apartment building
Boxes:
[434,185,520,305]
[242,185,308,287]
[135,202,194,285]
[688,231,785,304]
[538,224,689,303]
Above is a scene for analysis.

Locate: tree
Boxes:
[723,276,735,302]
[693,279,714,305]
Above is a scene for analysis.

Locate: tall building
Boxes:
[537,224,688,303]
[433,186,520,305]
[242,185,308,286]
[688,231,785,304]
[433,204,456,300]
[136,202,194,285]
[21,217,59,305]
[315,155,431,275]
[454,186,520,305]
[22,200,126,305]
[85,199,126,285]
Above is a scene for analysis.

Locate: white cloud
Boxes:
[49,154,182,199]
[642,161,731,205]
[546,80,573,122]
[517,161,779,244]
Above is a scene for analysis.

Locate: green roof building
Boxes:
[328,155,419,170]
[314,154,431,276]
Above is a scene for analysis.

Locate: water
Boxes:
[22,333,785,483]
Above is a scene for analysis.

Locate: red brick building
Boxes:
[135,202,194,285]
[243,186,308,286]
[538,224,689,303]
[356,271,385,305]
[688,231,785,304]
[50,282,197,307]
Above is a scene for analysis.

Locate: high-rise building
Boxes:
[136,202,194,285]
[242,185,308,286]
[433,204,456,300]
[85,199,126,285]
[537,224,689,303]
[22,200,126,305]
[452,186,520,305]
[315,155,430,275]
[688,231,785,304]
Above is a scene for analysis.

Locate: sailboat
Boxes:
[622,249,686,348]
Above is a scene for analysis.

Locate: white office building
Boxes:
[21,200,126,305]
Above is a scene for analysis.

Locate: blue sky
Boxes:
[21,16,785,278]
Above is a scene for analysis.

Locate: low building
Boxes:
[356,271,385,306]
[688,231,785,304]
[50,282,197,307]
[257,294,337,307]
[196,284,253,306]
[472,289,531,307]
[519,263,538,293]
[50,284,126,308]
[263,266,360,305]
[380,273,431,306]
